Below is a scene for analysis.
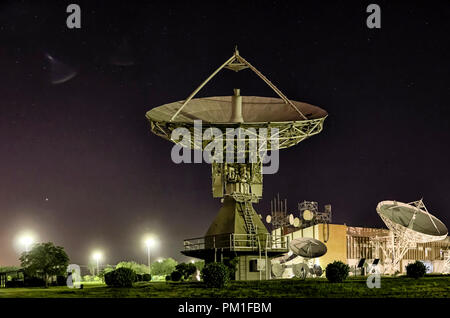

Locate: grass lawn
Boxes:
[0,276,449,298]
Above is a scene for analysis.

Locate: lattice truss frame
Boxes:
[149,119,326,153]
[372,199,447,274]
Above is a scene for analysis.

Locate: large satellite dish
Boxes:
[289,238,327,258]
[377,200,448,243]
[146,48,327,152]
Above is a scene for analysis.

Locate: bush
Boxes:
[406,261,427,279]
[56,275,67,286]
[170,270,182,282]
[142,273,151,282]
[105,267,136,287]
[176,263,197,280]
[135,274,143,282]
[201,262,230,288]
[326,261,350,283]
[165,275,171,281]
[24,276,46,287]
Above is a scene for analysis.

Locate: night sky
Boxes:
[0,1,449,267]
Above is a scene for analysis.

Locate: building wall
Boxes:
[281,224,347,269]
[318,223,347,267]
[235,255,270,281]
[279,223,449,274]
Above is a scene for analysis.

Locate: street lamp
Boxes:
[92,251,103,276]
[144,236,157,274]
[19,235,34,252]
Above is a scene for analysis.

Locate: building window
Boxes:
[249,260,258,272]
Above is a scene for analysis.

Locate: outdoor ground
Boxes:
[0,276,449,298]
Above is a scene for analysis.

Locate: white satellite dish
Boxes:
[272,263,284,278]
[303,209,314,221]
[288,214,294,225]
[293,217,300,227]
[377,200,448,242]
[292,263,309,279]
[266,215,272,224]
[313,264,323,276]
[289,238,327,258]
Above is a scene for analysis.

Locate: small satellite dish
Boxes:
[272,263,284,278]
[313,264,323,276]
[288,214,294,225]
[289,238,327,258]
[292,263,309,280]
[303,209,314,221]
[266,215,272,224]
[293,217,300,227]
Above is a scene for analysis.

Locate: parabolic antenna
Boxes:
[376,200,448,243]
[146,48,327,152]
[292,263,309,279]
[288,214,294,225]
[266,215,272,224]
[293,217,300,227]
[272,263,284,278]
[289,237,327,258]
[302,209,314,221]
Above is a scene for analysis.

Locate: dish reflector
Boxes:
[272,263,284,278]
[303,209,314,221]
[376,200,448,243]
[289,237,327,258]
[288,214,294,225]
[266,215,272,224]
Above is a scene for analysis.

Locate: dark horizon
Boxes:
[0,0,449,267]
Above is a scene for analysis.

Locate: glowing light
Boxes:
[92,251,103,261]
[145,237,156,248]
[17,232,36,252]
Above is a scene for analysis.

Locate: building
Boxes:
[274,223,450,275]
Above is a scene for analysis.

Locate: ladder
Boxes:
[242,200,257,247]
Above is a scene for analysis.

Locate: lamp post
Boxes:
[145,237,156,274]
[92,252,102,276]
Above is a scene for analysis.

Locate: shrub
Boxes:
[56,275,67,286]
[326,261,350,283]
[83,275,92,282]
[135,273,143,282]
[176,263,197,280]
[170,270,182,282]
[105,267,136,287]
[406,261,427,279]
[201,262,230,288]
[104,271,114,286]
[165,275,171,281]
[142,273,151,282]
[24,276,46,287]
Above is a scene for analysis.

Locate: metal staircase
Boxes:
[231,193,258,247]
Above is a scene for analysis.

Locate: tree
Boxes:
[116,261,149,275]
[175,263,197,280]
[19,242,69,287]
[150,258,178,276]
